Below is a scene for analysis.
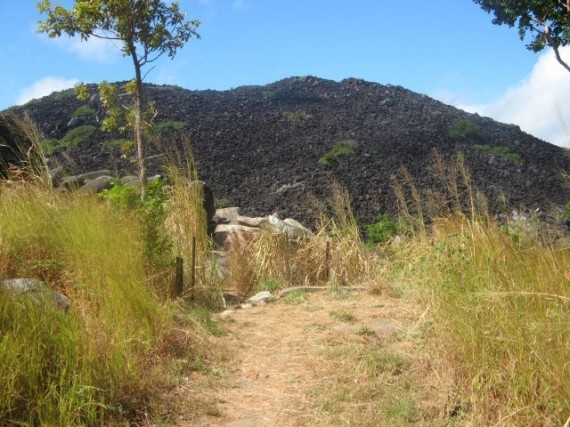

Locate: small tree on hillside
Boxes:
[37,0,200,190]
[473,0,570,72]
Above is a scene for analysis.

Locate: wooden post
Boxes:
[174,256,184,297]
[190,237,196,300]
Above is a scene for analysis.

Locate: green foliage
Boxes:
[474,144,523,164]
[283,110,308,122]
[101,179,172,268]
[364,213,405,245]
[283,289,307,305]
[473,0,570,61]
[154,120,187,134]
[43,125,96,154]
[319,139,357,167]
[72,105,96,119]
[449,119,480,139]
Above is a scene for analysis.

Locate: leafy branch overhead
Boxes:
[473,0,570,72]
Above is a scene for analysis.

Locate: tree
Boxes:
[473,0,570,72]
[37,0,200,189]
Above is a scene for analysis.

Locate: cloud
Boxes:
[52,35,122,62]
[454,47,570,147]
[17,76,80,105]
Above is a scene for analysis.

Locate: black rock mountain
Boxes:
[6,76,570,227]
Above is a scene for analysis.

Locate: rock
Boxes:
[0,278,70,311]
[246,291,273,306]
[77,170,113,182]
[236,216,265,227]
[214,207,241,224]
[49,166,65,186]
[66,117,81,128]
[60,175,83,190]
[120,175,140,187]
[213,223,260,250]
[79,175,114,193]
[148,174,162,183]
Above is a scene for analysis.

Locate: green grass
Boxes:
[474,144,523,164]
[319,139,357,167]
[282,109,308,122]
[283,289,307,305]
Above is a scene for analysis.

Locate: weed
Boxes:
[43,125,96,154]
[357,326,376,337]
[191,306,225,337]
[283,289,307,305]
[329,308,356,322]
[364,213,406,245]
[319,139,357,167]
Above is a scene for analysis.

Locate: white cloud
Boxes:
[52,35,122,62]
[17,76,80,105]
[452,47,570,147]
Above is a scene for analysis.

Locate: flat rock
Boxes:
[0,278,70,311]
[246,291,273,306]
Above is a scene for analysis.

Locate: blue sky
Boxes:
[1,1,570,146]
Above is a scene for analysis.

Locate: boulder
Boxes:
[77,169,113,182]
[214,207,241,224]
[79,175,114,193]
[213,223,260,250]
[120,175,140,187]
[245,291,273,306]
[0,278,70,311]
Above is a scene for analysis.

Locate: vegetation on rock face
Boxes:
[449,119,480,139]
[43,124,96,154]
[282,109,309,122]
[72,105,96,120]
[474,144,523,164]
[154,120,187,134]
[319,139,357,167]
[364,213,406,245]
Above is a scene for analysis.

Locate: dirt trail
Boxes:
[178,290,453,427]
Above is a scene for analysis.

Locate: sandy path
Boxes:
[178,290,450,427]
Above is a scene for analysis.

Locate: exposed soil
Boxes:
[178,290,454,427]
[6,76,570,229]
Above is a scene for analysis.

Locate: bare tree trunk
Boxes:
[131,50,147,197]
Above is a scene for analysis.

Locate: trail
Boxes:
[178,290,453,427]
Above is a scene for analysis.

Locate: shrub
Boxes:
[319,139,357,167]
[43,125,96,154]
[364,213,405,245]
[154,120,186,134]
[474,144,523,165]
[72,105,96,119]
[449,119,480,139]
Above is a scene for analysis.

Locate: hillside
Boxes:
[7,76,570,226]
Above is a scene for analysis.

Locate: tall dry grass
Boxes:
[380,153,570,425]
[0,182,207,425]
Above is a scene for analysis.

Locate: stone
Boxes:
[246,291,273,306]
[214,207,240,224]
[236,216,265,227]
[213,224,260,250]
[66,117,81,128]
[79,175,114,193]
[120,175,140,187]
[0,278,70,311]
[77,169,113,182]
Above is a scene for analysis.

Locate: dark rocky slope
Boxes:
[6,76,570,227]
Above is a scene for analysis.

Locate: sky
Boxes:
[1,1,570,147]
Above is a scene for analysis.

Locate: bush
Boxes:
[319,139,357,167]
[283,110,308,122]
[364,213,405,245]
[72,105,96,119]
[154,120,186,134]
[43,125,96,154]
[449,119,480,139]
[474,144,523,165]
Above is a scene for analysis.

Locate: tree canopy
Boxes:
[473,0,570,72]
[37,0,200,188]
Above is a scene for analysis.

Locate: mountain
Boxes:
[5,76,570,227]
